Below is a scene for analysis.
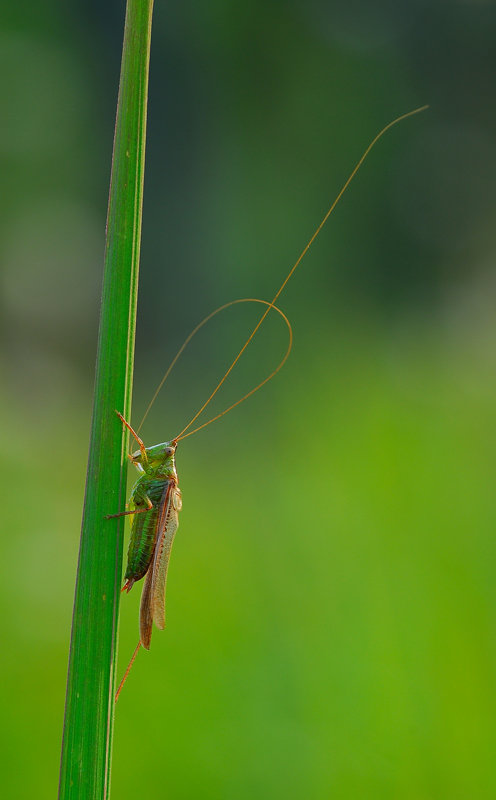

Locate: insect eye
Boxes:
[165,447,174,456]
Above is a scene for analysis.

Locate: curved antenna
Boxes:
[175,300,291,441]
[136,298,286,435]
[116,107,428,699]
[175,105,428,441]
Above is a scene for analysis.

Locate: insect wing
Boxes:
[139,564,154,650]
[138,480,171,650]
[151,484,182,630]
[138,482,181,649]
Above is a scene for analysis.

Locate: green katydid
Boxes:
[110,106,428,700]
[109,298,292,698]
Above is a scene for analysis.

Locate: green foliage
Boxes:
[58,2,154,798]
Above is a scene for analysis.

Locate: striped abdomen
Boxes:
[125,479,168,584]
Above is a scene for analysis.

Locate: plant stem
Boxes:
[58,1,154,798]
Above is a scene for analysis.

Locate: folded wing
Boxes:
[139,482,182,650]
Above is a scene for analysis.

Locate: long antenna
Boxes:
[137,299,290,435]
[175,300,291,441]
[175,106,428,441]
[116,106,428,701]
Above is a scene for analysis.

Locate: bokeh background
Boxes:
[2,0,496,797]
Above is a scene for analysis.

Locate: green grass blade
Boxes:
[58,1,154,798]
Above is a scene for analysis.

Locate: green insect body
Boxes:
[110,416,182,650]
[124,479,168,586]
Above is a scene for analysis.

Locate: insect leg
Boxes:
[115,410,149,468]
[105,507,149,520]
[105,493,154,520]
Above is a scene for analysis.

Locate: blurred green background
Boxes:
[2,0,496,797]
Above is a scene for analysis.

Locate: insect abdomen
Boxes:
[124,479,168,583]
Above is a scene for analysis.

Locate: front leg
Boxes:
[115,410,149,470]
